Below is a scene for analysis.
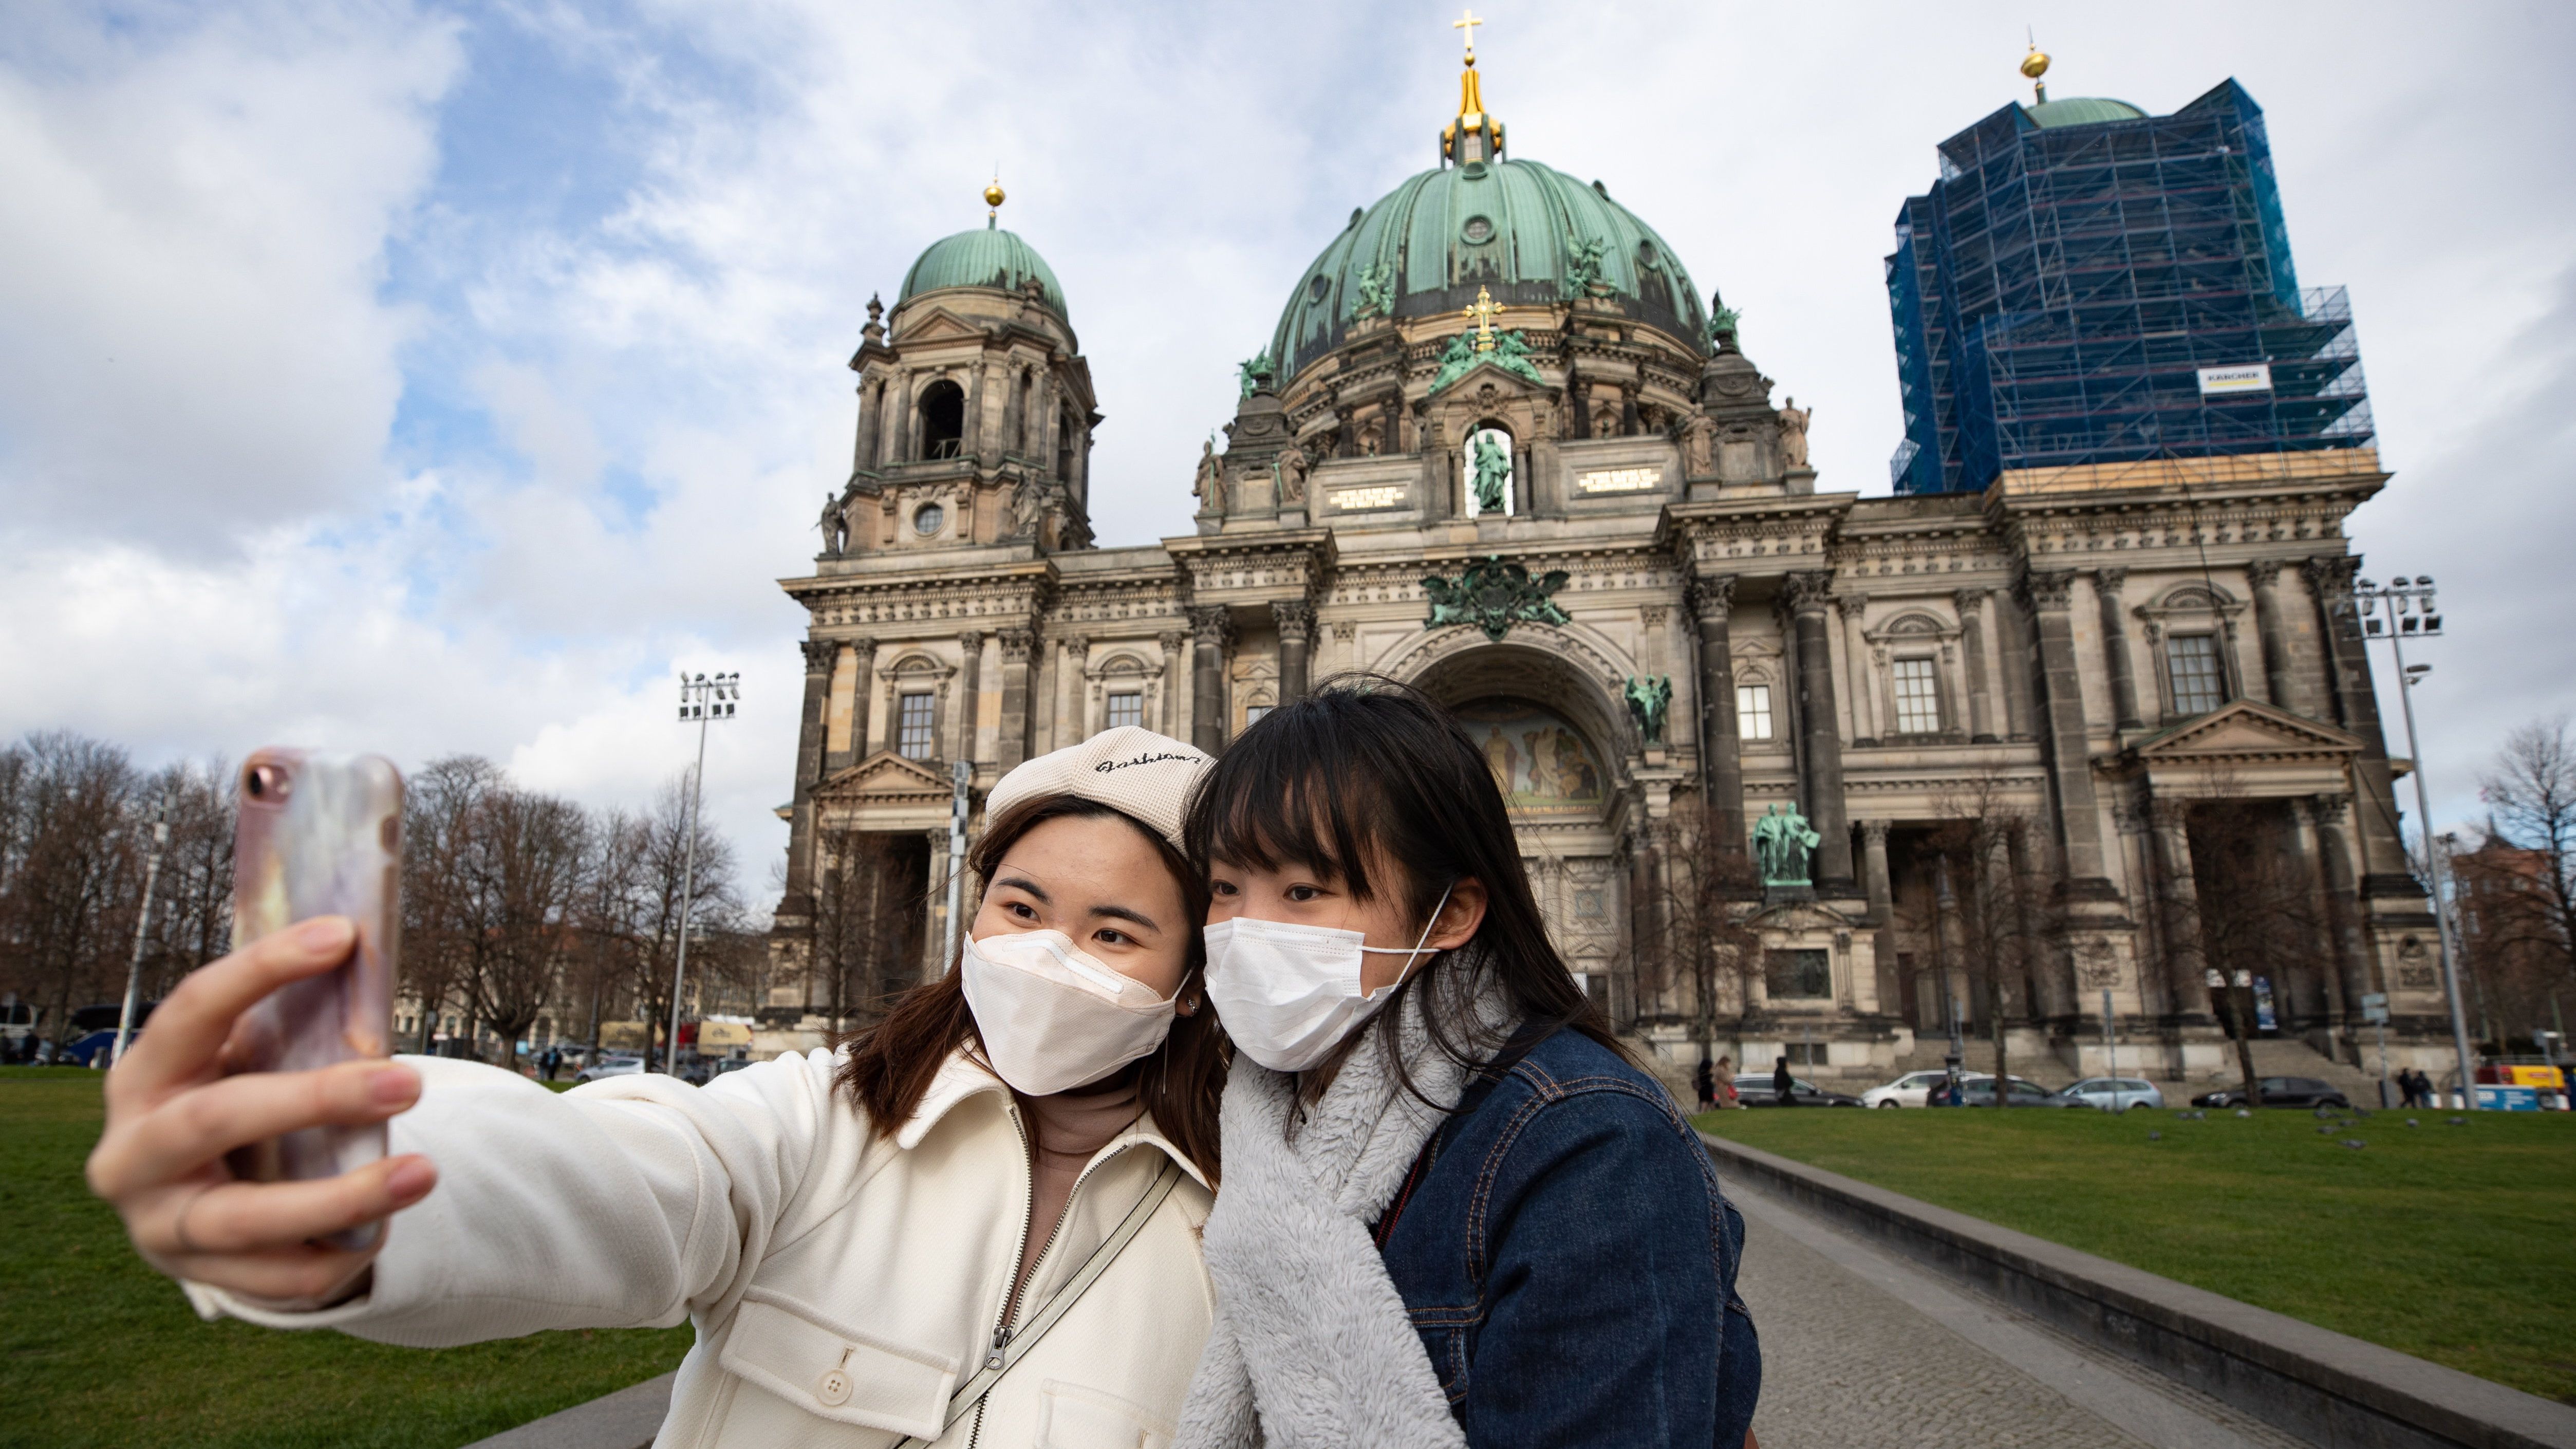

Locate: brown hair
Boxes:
[834,794,1227,1181]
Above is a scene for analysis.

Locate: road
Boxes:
[1732,1178,2307,1449]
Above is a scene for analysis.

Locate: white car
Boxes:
[574,1054,645,1084]
[2061,1077,2164,1111]
[1861,1069,1994,1108]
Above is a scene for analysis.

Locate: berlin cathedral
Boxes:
[761,31,2450,1092]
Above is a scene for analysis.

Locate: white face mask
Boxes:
[958,928,1178,1097]
[1201,884,1452,1073]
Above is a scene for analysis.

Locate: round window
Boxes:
[1636,239,1658,266]
[1308,274,1331,302]
[913,503,945,537]
[1461,215,1495,245]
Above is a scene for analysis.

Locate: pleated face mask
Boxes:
[958,928,1178,1096]
[1201,884,1450,1073]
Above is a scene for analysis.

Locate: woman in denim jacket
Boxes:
[1177,680,1761,1449]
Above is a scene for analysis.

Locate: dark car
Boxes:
[1738,1075,1864,1107]
[1956,1078,2080,1108]
[2191,1076,2350,1109]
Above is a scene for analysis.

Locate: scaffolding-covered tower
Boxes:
[1886,76,2373,495]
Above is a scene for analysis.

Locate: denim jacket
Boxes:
[1372,1027,1761,1447]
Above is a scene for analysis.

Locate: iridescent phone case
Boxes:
[229,749,402,1248]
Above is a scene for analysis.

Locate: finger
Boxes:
[141,1154,436,1258]
[90,1060,419,1200]
[164,1242,381,1309]
[111,918,356,1101]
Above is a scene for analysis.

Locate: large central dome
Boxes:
[1270,157,1705,382]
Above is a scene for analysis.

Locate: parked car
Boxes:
[1955,1077,2076,1108]
[1863,1069,1981,1108]
[1738,1076,1864,1107]
[574,1054,645,1084]
[2191,1076,2349,1110]
[53,1030,120,1067]
[2062,1076,2164,1111]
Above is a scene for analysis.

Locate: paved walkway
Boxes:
[1733,1179,2306,1449]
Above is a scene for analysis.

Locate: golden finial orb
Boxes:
[2020,47,2050,81]
[983,176,1006,212]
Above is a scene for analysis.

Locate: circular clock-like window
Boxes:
[1308,274,1331,302]
[913,503,945,537]
[1461,214,1495,245]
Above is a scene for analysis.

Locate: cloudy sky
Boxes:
[5,0,2571,893]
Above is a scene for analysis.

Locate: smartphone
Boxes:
[229,749,403,1248]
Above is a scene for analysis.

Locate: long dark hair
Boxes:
[1182,675,1625,1107]
[835,794,1227,1181]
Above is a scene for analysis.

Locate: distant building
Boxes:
[1886,52,2372,495]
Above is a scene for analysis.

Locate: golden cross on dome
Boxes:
[1462,285,1501,349]
[1452,7,1483,62]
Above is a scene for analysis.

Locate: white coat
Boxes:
[184,1048,1217,1448]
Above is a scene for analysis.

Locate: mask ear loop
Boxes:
[1357,880,1455,998]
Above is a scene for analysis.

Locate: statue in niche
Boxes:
[1191,436,1224,516]
[1274,444,1310,507]
[1469,430,1512,514]
[1358,417,1384,456]
[1012,479,1051,537]
[1352,261,1395,320]
[1752,802,1821,888]
[1778,396,1813,469]
[1624,674,1672,746]
[1681,413,1718,476]
[1563,235,1609,300]
[817,492,850,555]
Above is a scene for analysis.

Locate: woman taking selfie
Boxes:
[87,728,1227,1447]
[1175,680,1760,1449]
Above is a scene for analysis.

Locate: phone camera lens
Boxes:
[246,764,289,802]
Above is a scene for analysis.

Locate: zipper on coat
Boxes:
[965,1105,1141,1449]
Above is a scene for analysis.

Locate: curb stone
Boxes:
[459,1371,674,1449]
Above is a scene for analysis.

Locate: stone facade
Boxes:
[763,78,2449,1086]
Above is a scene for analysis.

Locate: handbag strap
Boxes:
[891,1157,1184,1448]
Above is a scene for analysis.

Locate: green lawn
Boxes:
[1697,1105,2576,1404]
[0,1069,690,1448]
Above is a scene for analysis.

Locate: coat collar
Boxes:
[893,1048,1211,1192]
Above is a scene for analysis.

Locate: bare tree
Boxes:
[401,756,506,1055]
[1,734,143,1056]
[459,787,590,1069]
[1631,798,1765,1069]
[137,758,235,1001]
[812,829,918,1033]
[2186,798,2332,1104]
[2477,717,2576,998]
[1922,771,2059,1105]
[623,769,742,1070]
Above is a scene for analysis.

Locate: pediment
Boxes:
[1433,358,1550,400]
[2131,700,2362,761]
[890,306,991,346]
[816,750,956,802]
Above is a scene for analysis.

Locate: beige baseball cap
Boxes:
[983,726,1211,852]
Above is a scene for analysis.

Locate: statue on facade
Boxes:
[1352,261,1395,320]
[1274,444,1310,507]
[1778,396,1812,469]
[1752,803,1822,888]
[1191,436,1224,515]
[1237,350,1277,398]
[817,491,850,555]
[1706,287,1742,349]
[1624,674,1672,746]
[1563,235,1608,300]
[1012,479,1052,537]
[1680,412,1718,476]
[1469,430,1511,514]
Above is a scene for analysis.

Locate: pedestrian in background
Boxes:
[1772,1054,1795,1107]
[1713,1053,1740,1109]
[1695,1056,1716,1110]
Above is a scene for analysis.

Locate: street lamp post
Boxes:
[664,672,738,1075]
[2353,574,2479,1109]
[111,793,173,1065]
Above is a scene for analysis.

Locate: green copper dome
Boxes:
[899,220,1069,321]
[2022,96,2148,128]
[1272,157,1704,382]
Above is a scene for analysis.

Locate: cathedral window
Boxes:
[1243,704,1273,728]
[919,380,965,459]
[1891,658,1944,734]
[2168,634,2227,715]
[1737,684,1774,740]
[1105,692,1143,731]
[896,693,936,759]
[913,503,945,537]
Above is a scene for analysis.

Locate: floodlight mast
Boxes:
[665,671,738,1074]
[2354,575,2477,1109]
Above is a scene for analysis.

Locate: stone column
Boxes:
[953,631,984,766]
[1189,605,1232,753]
[1158,630,1186,736]
[1955,588,1998,741]
[964,361,987,461]
[1690,577,1745,853]
[2285,798,2345,1031]
[1272,600,1315,703]
[1861,820,1898,1012]
[2308,794,2376,1010]
[892,375,914,463]
[2304,556,2415,886]
[2149,797,2208,1011]
[1056,636,1090,745]
[782,638,837,914]
[853,375,881,473]
[924,827,955,978]
[1626,822,1660,1034]
[845,637,878,757]
[2020,569,2116,889]
[2096,568,2144,731]
[1001,366,1025,458]
[2248,560,2297,712]
[1837,593,1877,745]
[995,627,1035,770]
[1992,590,2038,740]
[1785,571,1856,890]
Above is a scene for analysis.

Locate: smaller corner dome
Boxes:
[898,223,1069,321]
[2021,96,2148,129]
